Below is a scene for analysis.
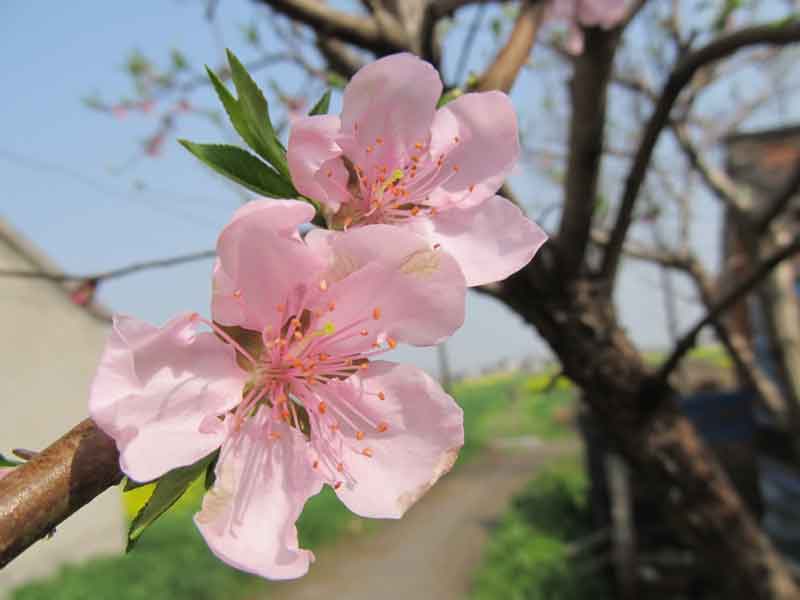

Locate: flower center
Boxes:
[328,133,473,229]
[205,284,396,489]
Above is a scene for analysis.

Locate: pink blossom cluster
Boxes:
[89,54,545,579]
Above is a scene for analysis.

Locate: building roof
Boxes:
[0,217,112,323]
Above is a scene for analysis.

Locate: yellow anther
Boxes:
[378,391,386,401]
[360,329,369,336]
[387,338,397,349]
[372,307,381,320]
[452,164,460,173]
[376,137,383,145]
[337,462,345,473]
[318,402,327,414]
[377,422,389,432]
[415,142,423,150]
[355,431,365,441]
[232,289,242,298]
[410,206,420,216]
[362,448,373,458]
[319,279,328,291]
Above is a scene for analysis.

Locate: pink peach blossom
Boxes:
[547,0,628,54]
[90,200,465,579]
[287,53,546,287]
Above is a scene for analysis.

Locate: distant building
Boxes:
[0,218,123,595]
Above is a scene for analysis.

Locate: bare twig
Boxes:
[756,158,800,232]
[601,19,800,284]
[656,236,800,382]
[256,0,407,54]
[0,250,216,284]
[474,1,545,93]
[453,3,486,84]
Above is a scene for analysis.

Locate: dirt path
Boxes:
[263,438,579,600]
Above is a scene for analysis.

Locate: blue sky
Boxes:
[1,1,734,376]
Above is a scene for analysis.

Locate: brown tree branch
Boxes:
[671,122,752,217]
[0,250,216,284]
[316,36,365,80]
[256,0,408,54]
[556,26,620,280]
[756,158,800,232]
[474,1,545,93]
[600,19,800,284]
[657,235,800,382]
[0,420,122,567]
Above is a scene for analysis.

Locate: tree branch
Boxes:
[656,235,800,382]
[0,420,122,567]
[256,0,407,54]
[556,26,620,280]
[316,36,365,80]
[756,158,800,232]
[474,1,545,93]
[0,250,216,284]
[682,258,795,429]
[600,19,800,283]
[671,122,751,217]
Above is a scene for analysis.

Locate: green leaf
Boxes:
[180,141,296,198]
[0,453,21,467]
[437,88,463,108]
[205,66,263,157]
[204,454,219,491]
[126,452,217,551]
[225,49,289,177]
[326,72,347,90]
[308,90,332,116]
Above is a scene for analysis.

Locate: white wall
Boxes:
[0,220,123,595]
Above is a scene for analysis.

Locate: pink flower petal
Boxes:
[213,202,328,332]
[324,361,463,518]
[89,313,246,483]
[408,195,548,286]
[305,225,466,349]
[341,53,442,159]
[228,199,316,233]
[427,91,519,209]
[287,115,348,212]
[195,418,323,580]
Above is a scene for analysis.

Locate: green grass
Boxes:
[454,371,576,462]
[12,371,577,600]
[471,459,611,600]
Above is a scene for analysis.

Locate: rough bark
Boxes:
[483,252,800,599]
[0,419,122,568]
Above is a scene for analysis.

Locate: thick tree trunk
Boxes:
[489,254,800,599]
